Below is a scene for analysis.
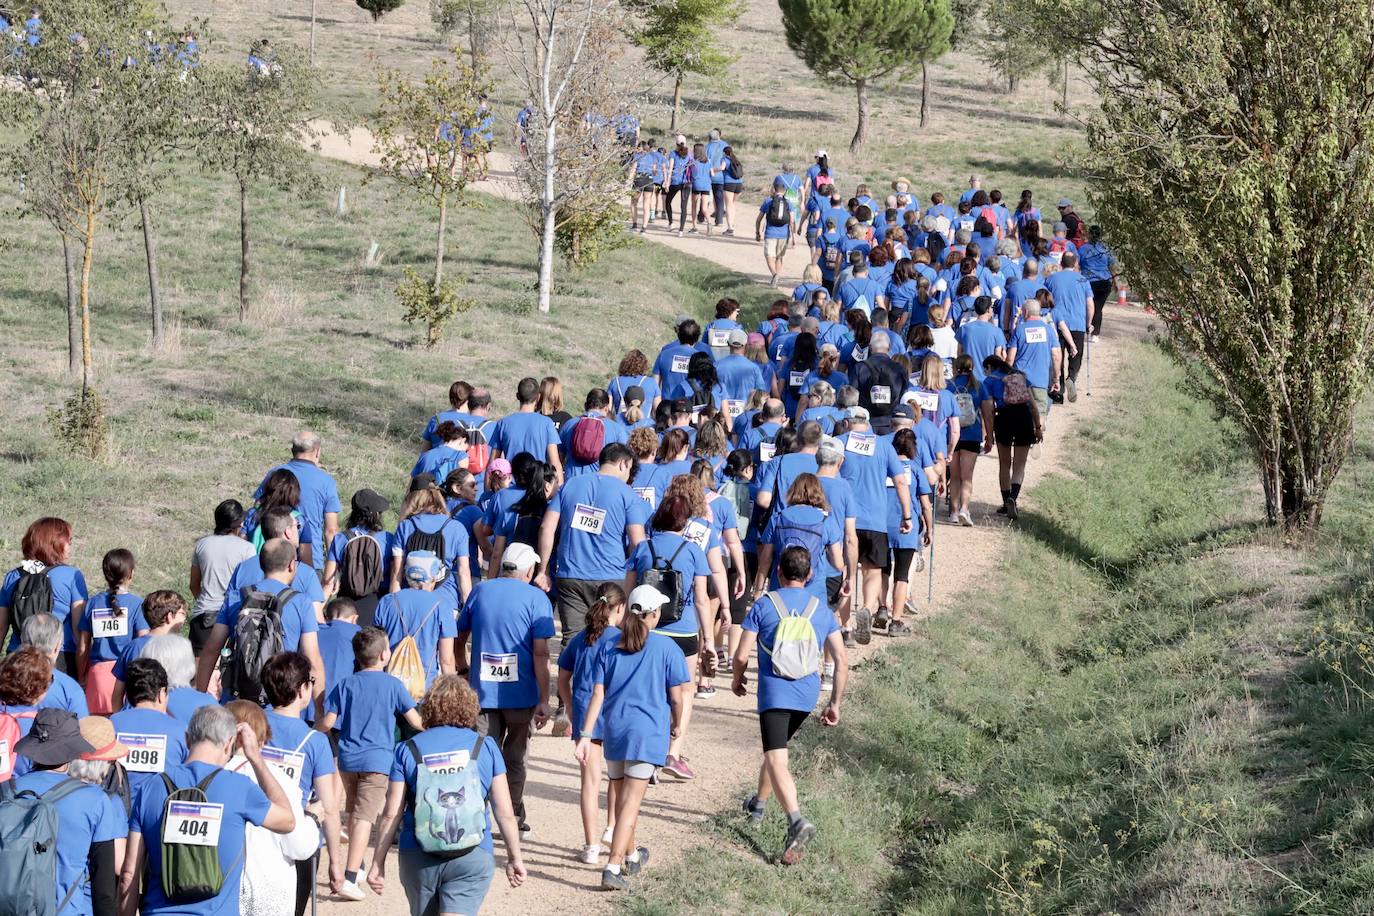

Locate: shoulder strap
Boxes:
[801,596,820,621]
[469,735,483,768]
[196,768,222,793]
[667,538,691,565]
[409,599,445,638]
[160,772,177,796]
[647,539,660,567]
[405,738,423,767]
[765,591,788,618]
[292,728,316,755]
[40,776,88,806]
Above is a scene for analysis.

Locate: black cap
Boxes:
[15,708,95,766]
[671,398,692,415]
[624,385,646,404]
[352,488,390,514]
[891,404,915,420]
[409,472,437,492]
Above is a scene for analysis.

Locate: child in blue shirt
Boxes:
[76,547,148,715]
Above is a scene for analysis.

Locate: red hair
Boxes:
[22,517,72,566]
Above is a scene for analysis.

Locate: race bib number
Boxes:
[421,749,470,774]
[0,739,9,775]
[92,606,129,638]
[722,399,744,421]
[163,801,223,847]
[1024,326,1048,344]
[789,371,807,389]
[480,653,518,683]
[870,386,891,405]
[571,503,606,535]
[913,391,939,413]
[758,442,777,462]
[847,434,876,457]
[671,354,690,374]
[684,519,711,548]
[943,361,954,380]
[634,487,656,508]
[261,746,306,783]
[708,329,729,348]
[119,734,167,774]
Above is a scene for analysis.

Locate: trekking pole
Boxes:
[926,507,936,605]
[1086,325,1092,397]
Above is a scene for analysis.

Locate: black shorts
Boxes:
[856,529,889,568]
[887,547,917,580]
[760,709,810,752]
[826,575,843,609]
[729,553,758,624]
[663,631,700,657]
[633,173,655,192]
[955,440,981,454]
[994,406,1037,448]
[724,182,744,194]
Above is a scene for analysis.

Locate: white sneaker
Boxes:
[948,511,959,525]
[959,510,974,527]
[336,880,366,902]
[1091,334,1101,344]
[579,843,603,864]
[602,825,614,844]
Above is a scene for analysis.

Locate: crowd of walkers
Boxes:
[0,156,1117,914]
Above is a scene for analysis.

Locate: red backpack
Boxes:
[978,206,1001,238]
[570,415,606,463]
[461,421,492,474]
[0,710,32,782]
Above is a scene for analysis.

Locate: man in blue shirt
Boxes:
[755,179,797,288]
[956,297,1006,381]
[706,128,727,226]
[1044,251,1091,401]
[653,318,703,395]
[837,257,884,317]
[491,377,564,484]
[457,543,555,835]
[560,389,629,478]
[222,507,326,618]
[716,329,768,411]
[1007,301,1063,420]
[256,431,342,574]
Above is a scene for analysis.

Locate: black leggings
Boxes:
[760,709,810,752]
[712,184,726,224]
[665,184,688,227]
[1063,329,1086,383]
[1090,279,1112,335]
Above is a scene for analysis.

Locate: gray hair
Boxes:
[995,238,1019,258]
[291,430,321,455]
[870,333,891,355]
[836,385,859,409]
[808,381,834,405]
[955,228,973,244]
[68,758,113,785]
[20,613,62,653]
[817,440,844,467]
[186,704,237,748]
[801,317,820,334]
[141,634,196,688]
[1024,301,1042,318]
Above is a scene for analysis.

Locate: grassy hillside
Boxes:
[0,154,770,590]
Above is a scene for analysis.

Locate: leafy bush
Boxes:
[47,387,110,459]
[357,0,405,21]
[395,267,474,348]
[556,198,628,271]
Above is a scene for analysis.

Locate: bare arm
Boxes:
[439,637,456,676]
[533,509,559,592]
[118,832,144,916]
[533,638,551,726]
[402,707,425,731]
[193,624,229,692]
[298,632,325,718]
[189,563,203,601]
[626,523,646,549]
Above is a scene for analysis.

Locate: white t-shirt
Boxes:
[191,534,256,619]
[932,325,959,361]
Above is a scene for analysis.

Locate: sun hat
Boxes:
[78,716,129,762]
[15,708,95,767]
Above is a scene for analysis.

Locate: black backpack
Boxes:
[687,379,713,411]
[641,539,689,628]
[405,518,447,558]
[225,587,295,704]
[340,531,384,599]
[766,196,789,227]
[8,565,53,640]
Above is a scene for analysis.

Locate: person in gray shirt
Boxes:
[188,499,255,655]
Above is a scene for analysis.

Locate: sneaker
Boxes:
[1066,378,1078,402]
[781,818,817,866]
[336,880,366,902]
[519,822,532,838]
[853,607,873,645]
[600,868,629,891]
[1007,498,1019,521]
[948,511,960,525]
[872,607,891,630]
[959,510,974,527]
[1091,333,1101,344]
[602,825,614,844]
[677,229,684,237]
[843,628,857,649]
[552,712,570,738]
[716,646,729,670]
[580,844,603,865]
[648,768,660,786]
[623,846,651,876]
[689,227,698,234]
[695,685,717,700]
[637,227,647,235]
[662,755,696,779]
[724,228,735,236]
[888,619,912,637]
[769,273,779,288]
[743,795,765,823]
[996,502,1009,516]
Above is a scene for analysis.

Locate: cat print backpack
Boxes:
[407,738,485,858]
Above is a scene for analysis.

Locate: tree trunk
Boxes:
[671,73,683,132]
[139,195,163,349]
[1061,60,1068,109]
[466,2,481,67]
[849,78,868,154]
[61,232,79,376]
[920,62,930,128]
[537,119,557,313]
[434,192,448,288]
[238,178,250,320]
[79,214,95,395]
[309,0,318,66]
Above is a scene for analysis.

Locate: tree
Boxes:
[430,0,499,67]
[624,0,743,132]
[978,0,1043,91]
[499,0,626,312]
[369,49,485,343]
[918,0,978,126]
[779,0,953,154]
[358,0,406,21]
[200,48,321,319]
[1069,0,1374,534]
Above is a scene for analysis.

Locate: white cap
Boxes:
[933,278,947,293]
[674,134,687,146]
[992,286,1003,299]
[846,406,870,421]
[815,148,827,158]
[628,584,671,615]
[500,542,539,573]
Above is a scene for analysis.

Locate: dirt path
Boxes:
[311,122,1147,914]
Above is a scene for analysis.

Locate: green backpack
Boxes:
[408,738,486,858]
[759,592,822,680]
[159,769,238,903]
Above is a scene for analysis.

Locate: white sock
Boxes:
[626,848,641,864]
[606,863,622,875]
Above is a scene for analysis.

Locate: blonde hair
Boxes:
[927,303,947,327]
[920,354,945,391]
[801,264,822,285]
[400,485,448,519]
[537,377,564,416]
[628,426,658,461]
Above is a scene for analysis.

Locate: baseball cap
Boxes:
[815,148,828,158]
[487,458,512,477]
[1053,221,1068,232]
[404,550,444,583]
[846,406,870,421]
[624,384,646,404]
[891,404,915,421]
[674,133,687,145]
[747,332,767,348]
[772,178,786,190]
[1057,198,1072,208]
[628,584,671,616]
[671,398,692,415]
[351,488,389,514]
[500,542,539,573]
[408,473,437,492]
[727,328,748,347]
[819,342,839,356]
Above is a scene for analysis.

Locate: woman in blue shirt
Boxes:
[76,548,147,715]
[368,675,527,912]
[686,143,713,236]
[390,482,473,607]
[947,355,994,527]
[575,584,690,891]
[884,429,933,636]
[752,474,847,611]
[323,488,394,625]
[774,332,818,420]
[607,349,661,414]
[0,516,89,673]
[242,468,316,563]
[411,422,469,484]
[1077,225,1118,338]
[792,264,824,305]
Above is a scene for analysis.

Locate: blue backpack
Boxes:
[774,511,827,583]
[407,739,486,859]
[0,777,90,916]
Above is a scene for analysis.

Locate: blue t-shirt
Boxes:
[325,669,417,774]
[113,634,152,681]
[838,276,884,315]
[263,708,337,796]
[818,474,858,532]
[887,450,932,549]
[39,670,89,716]
[167,687,218,725]
[78,592,148,664]
[423,409,478,448]
[1077,242,1117,282]
[256,460,342,571]
[1011,318,1060,388]
[1,563,88,652]
[668,149,691,185]
[949,376,987,442]
[761,505,843,605]
[215,578,318,656]
[837,431,906,531]
[317,619,362,694]
[632,458,693,510]
[373,588,458,687]
[756,452,820,509]
[1045,270,1091,333]
[13,771,125,916]
[412,444,467,481]
[110,706,189,794]
[560,414,630,476]
[626,533,710,637]
[557,626,621,741]
[957,320,1003,381]
[391,513,470,607]
[223,556,325,618]
[457,578,556,709]
[592,633,690,764]
[390,727,504,852]
[758,198,794,238]
[705,139,727,183]
[490,411,559,464]
[715,355,768,404]
[653,342,697,395]
[607,375,659,413]
[743,587,840,712]
[551,472,650,581]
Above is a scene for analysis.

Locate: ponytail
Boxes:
[620,612,650,654]
[623,400,643,425]
[101,548,135,619]
[585,583,624,646]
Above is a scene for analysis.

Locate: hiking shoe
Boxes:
[996,502,1009,516]
[663,755,696,779]
[519,822,532,838]
[853,607,873,645]
[624,846,651,876]
[579,844,603,864]
[336,880,366,902]
[695,685,717,700]
[744,795,766,823]
[843,628,857,649]
[872,607,891,630]
[552,712,571,738]
[958,510,974,527]
[888,620,912,637]
[1066,378,1077,402]
[601,869,629,891]
[781,818,816,866]
[1006,498,1019,521]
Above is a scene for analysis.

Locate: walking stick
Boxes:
[1086,322,1092,397]
[926,505,936,605]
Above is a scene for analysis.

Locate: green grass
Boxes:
[0,152,770,590]
[620,342,1374,915]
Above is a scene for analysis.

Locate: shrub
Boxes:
[47,387,110,459]
[395,267,474,348]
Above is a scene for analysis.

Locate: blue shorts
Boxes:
[399,846,495,916]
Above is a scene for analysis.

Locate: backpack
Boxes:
[570,415,606,464]
[0,777,90,916]
[640,539,690,628]
[0,711,26,783]
[954,388,978,427]
[158,769,238,904]
[404,519,449,578]
[765,196,789,227]
[387,599,444,701]
[407,738,485,858]
[719,479,753,544]
[460,421,493,474]
[1002,371,1033,406]
[226,587,296,704]
[824,242,841,271]
[759,592,822,680]
[340,531,384,600]
[727,159,744,181]
[687,380,713,411]
[7,564,53,639]
[774,511,827,583]
[977,206,1000,237]
[100,762,133,816]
